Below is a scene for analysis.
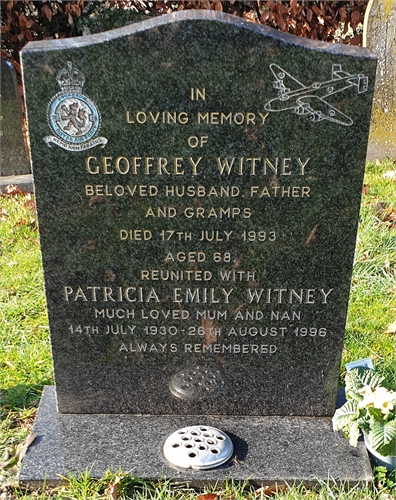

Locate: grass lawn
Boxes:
[0,161,395,499]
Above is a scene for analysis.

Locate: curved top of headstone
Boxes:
[22,10,375,59]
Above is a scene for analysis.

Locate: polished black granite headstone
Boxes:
[0,59,31,176]
[20,10,376,485]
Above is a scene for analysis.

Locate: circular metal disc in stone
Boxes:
[169,367,224,400]
[163,425,234,470]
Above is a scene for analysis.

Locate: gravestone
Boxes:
[0,59,31,178]
[363,0,396,160]
[20,11,376,487]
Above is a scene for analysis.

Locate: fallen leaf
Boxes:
[374,201,387,214]
[383,320,396,335]
[18,14,27,27]
[197,494,217,500]
[382,170,396,181]
[104,475,121,500]
[16,433,36,465]
[0,208,9,218]
[276,12,286,31]
[350,9,360,29]
[28,218,37,230]
[338,7,347,22]
[277,3,288,16]
[290,0,298,15]
[212,1,222,12]
[24,198,36,212]
[260,11,271,23]
[254,485,288,497]
[311,5,323,16]
[200,0,211,9]
[41,4,52,21]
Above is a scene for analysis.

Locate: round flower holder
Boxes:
[364,433,396,470]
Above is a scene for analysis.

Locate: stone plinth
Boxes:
[19,387,373,488]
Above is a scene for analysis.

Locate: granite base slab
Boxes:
[0,174,33,193]
[19,386,373,489]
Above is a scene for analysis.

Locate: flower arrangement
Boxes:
[332,367,396,457]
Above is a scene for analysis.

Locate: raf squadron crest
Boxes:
[44,62,107,151]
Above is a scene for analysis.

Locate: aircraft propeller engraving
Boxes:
[264,63,368,126]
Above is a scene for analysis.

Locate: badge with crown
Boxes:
[44,61,107,151]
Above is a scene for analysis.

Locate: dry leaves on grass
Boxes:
[0,185,26,197]
[0,433,35,491]
[14,215,37,230]
[374,202,396,228]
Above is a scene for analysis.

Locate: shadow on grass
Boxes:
[0,379,52,412]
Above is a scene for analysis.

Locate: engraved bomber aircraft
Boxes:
[264,63,369,126]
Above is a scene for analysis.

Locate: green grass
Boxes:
[344,159,396,386]
[0,193,52,410]
[1,161,396,499]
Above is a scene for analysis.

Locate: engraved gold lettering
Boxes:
[115,156,128,174]
[120,229,152,240]
[216,157,310,176]
[165,252,206,263]
[86,156,99,174]
[85,157,200,176]
[246,288,333,304]
[63,286,160,303]
[190,88,206,100]
[183,343,277,354]
[126,111,189,124]
[259,112,269,124]
[298,157,310,175]
[145,207,177,218]
[250,186,310,198]
[184,207,251,219]
[173,287,234,304]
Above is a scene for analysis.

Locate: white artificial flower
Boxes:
[372,386,396,415]
[357,385,376,409]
